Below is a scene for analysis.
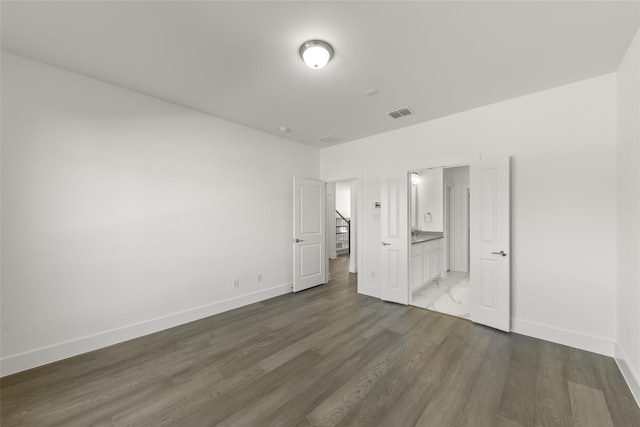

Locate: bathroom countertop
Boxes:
[411,232,444,244]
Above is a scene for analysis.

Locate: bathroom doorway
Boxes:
[381,157,511,331]
[410,165,470,319]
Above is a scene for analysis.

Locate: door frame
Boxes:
[409,155,482,280]
[445,183,455,273]
[326,182,338,261]
[293,177,327,292]
[463,185,470,272]
[407,156,510,331]
[324,175,362,289]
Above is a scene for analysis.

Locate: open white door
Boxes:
[293,178,326,292]
[470,157,511,331]
[380,172,409,304]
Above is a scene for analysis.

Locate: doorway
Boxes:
[410,165,470,319]
[379,157,510,331]
[327,179,357,281]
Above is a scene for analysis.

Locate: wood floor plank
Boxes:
[385,306,428,335]
[361,307,406,338]
[258,305,378,372]
[411,325,493,426]
[55,377,174,427]
[568,380,614,427]
[217,328,399,427]
[114,365,265,426]
[370,319,473,427]
[498,334,540,427]
[591,355,640,426]
[564,347,602,390]
[244,330,403,427]
[534,404,575,427]
[2,340,207,423]
[2,255,638,426]
[453,329,513,426]
[167,349,321,426]
[334,314,457,427]
[534,341,574,426]
[496,414,528,427]
[305,312,438,427]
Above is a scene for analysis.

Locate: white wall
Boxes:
[416,168,443,232]
[444,166,469,272]
[335,181,351,218]
[0,52,319,375]
[616,28,640,402]
[321,74,618,355]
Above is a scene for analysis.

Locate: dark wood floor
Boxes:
[2,255,639,426]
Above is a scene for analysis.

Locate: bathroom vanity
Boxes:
[410,234,444,292]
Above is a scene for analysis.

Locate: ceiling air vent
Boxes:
[317,134,341,144]
[387,106,414,119]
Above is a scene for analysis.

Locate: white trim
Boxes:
[511,318,615,356]
[445,183,455,272]
[356,173,364,295]
[614,343,640,407]
[322,174,363,295]
[359,284,380,299]
[326,182,337,261]
[463,185,470,273]
[0,283,292,377]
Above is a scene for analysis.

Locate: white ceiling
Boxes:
[2,1,639,148]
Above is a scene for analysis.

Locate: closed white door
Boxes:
[380,172,409,304]
[470,157,511,331]
[293,178,326,292]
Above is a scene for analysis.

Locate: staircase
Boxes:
[336,210,350,254]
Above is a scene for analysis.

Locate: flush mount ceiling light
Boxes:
[299,40,334,69]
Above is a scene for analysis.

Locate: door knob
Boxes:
[491,250,507,257]
[382,242,391,246]
[293,239,304,243]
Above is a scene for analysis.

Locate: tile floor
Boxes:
[411,271,470,319]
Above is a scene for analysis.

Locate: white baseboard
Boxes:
[511,318,615,356]
[614,343,640,407]
[1,283,292,377]
[359,284,380,298]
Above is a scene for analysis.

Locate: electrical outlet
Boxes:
[371,271,376,279]
[233,278,240,288]
[256,274,262,283]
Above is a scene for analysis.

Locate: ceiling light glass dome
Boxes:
[299,40,334,69]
